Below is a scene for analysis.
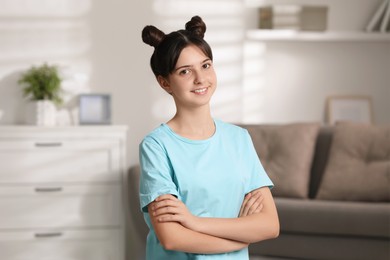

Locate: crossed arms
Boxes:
[147,187,279,254]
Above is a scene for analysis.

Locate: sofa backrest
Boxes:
[308,126,333,198]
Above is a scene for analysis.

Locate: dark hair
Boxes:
[142,16,213,78]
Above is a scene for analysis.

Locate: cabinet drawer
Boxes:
[0,184,121,229]
[0,139,122,183]
[0,229,123,260]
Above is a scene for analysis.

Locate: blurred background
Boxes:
[0,0,388,167]
[0,1,389,258]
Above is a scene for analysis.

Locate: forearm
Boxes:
[194,213,278,243]
[153,220,248,254]
[150,188,279,247]
[194,187,279,243]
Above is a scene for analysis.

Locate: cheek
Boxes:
[209,71,217,84]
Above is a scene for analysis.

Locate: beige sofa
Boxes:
[128,122,390,260]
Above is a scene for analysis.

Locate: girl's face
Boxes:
[159,45,217,110]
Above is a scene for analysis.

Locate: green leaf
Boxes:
[18,63,63,105]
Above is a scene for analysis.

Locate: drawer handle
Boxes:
[35,142,63,147]
[35,187,63,192]
[35,232,63,238]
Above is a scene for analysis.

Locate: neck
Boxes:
[167,105,215,140]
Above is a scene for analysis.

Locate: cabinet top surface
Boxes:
[0,125,128,138]
[0,125,128,129]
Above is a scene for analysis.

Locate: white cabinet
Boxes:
[0,126,128,260]
[0,229,122,260]
[0,139,121,183]
[0,184,121,229]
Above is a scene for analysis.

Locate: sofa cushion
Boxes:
[241,123,320,198]
[275,197,390,238]
[249,231,389,260]
[316,123,390,202]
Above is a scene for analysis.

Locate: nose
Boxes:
[193,70,204,85]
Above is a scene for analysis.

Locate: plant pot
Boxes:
[26,100,57,126]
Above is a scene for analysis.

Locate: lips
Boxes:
[191,87,208,94]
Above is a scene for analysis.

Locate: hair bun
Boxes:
[142,25,165,48]
[185,16,206,39]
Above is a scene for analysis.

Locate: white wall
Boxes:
[243,0,390,124]
[88,0,156,170]
[243,41,390,124]
[0,0,389,169]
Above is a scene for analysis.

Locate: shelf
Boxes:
[246,29,390,42]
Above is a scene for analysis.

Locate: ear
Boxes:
[157,76,172,94]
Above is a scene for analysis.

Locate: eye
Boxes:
[179,69,190,75]
[202,63,212,69]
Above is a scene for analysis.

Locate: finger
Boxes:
[239,193,251,216]
[248,202,259,215]
[251,189,262,195]
[153,206,180,217]
[157,214,180,223]
[252,193,264,205]
[250,192,263,205]
[247,195,264,215]
[258,194,264,204]
[252,189,262,195]
[242,193,261,216]
[245,192,263,214]
[242,199,253,216]
[248,201,264,215]
[240,192,254,216]
[153,199,179,210]
[253,203,264,214]
[243,199,254,216]
[155,194,178,202]
[249,190,263,200]
[258,203,264,212]
[243,192,252,204]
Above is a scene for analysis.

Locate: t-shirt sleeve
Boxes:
[243,129,274,194]
[139,137,179,213]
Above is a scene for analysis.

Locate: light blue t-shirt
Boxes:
[139,119,273,260]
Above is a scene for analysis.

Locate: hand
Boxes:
[239,190,264,217]
[150,194,199,230]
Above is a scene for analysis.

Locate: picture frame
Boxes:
[78,94,111,125]
[326,95,373,125]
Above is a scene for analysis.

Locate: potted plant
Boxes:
[18,63,63,126]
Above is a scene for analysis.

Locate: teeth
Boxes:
[194,88,207,93]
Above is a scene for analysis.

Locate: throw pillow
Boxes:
[316,122,390,202]
[241,123,320,198]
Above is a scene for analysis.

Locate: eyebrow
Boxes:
[174,58,211,72]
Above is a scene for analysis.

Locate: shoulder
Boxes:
[140,124,171,149]
[215,119,250,139]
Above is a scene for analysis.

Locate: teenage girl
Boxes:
[139,15,279,260]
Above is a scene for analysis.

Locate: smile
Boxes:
[192,87,208,94]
